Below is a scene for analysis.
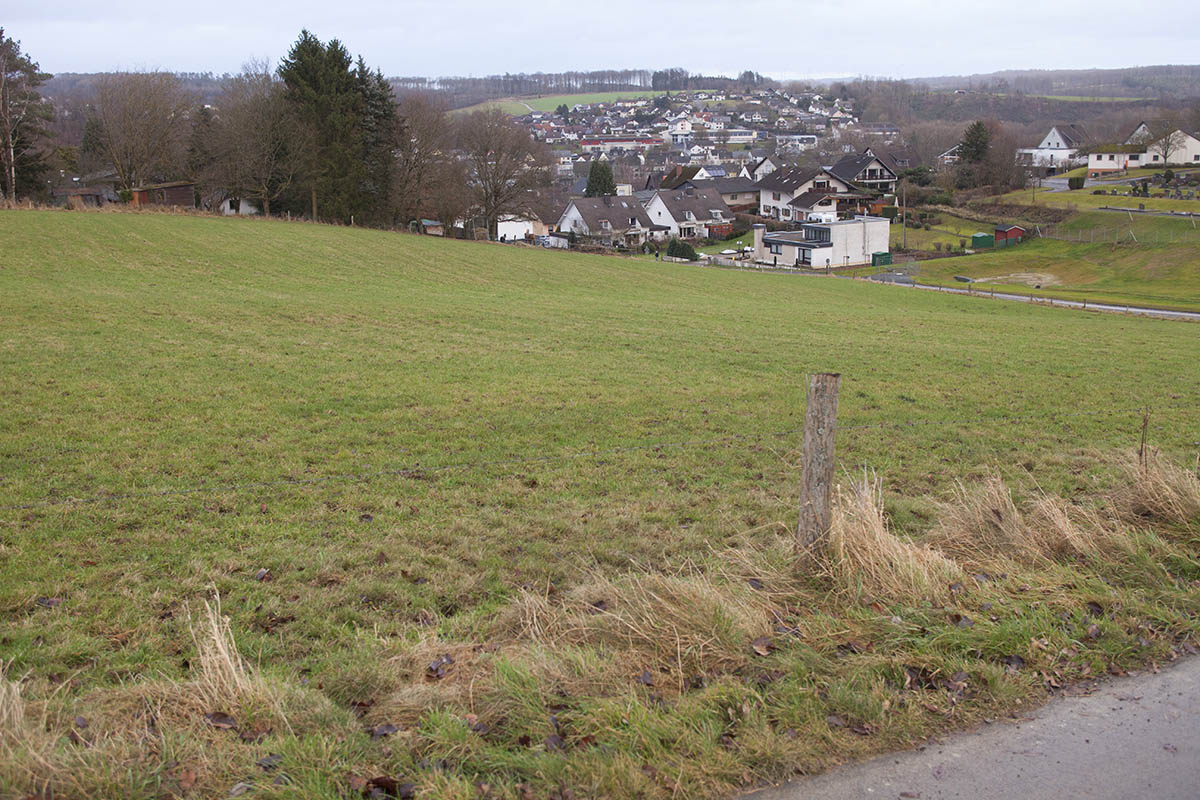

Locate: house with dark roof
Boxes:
[1016,125,1090,173]
[756,167,853,221]
[644,187,735,239]
[827,151,898,193]
[740,156,778,182]
[556,196,663,246]
[707,176,759,212]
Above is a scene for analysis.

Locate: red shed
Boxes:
[130,181,197,208]
[994,224,1026,247]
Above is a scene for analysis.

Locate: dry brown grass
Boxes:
[823,473,963,602]
[1110,449,1200,527]
[927,475,1035,565]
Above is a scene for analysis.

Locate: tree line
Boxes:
[5,29,552,237]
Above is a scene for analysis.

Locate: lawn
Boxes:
[914,236,1200,312]
[891,212,987,252]
[2,210,1199,800]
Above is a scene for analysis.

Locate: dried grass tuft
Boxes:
[192,597,255,710]
[927,475,1039,565]
[1110,450,1200,527]
[823,473,963,601]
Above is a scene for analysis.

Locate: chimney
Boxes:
[752,224,766,254]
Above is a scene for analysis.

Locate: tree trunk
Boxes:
[310,186,318,221]
[262,196,270,216]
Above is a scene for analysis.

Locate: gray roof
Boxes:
[828,153,897,184]
[565,196,654,233]
[652,186,733,223]
[708,176,758,194]
[755,166,825,193]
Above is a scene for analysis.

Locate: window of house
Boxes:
[1108,155,1115,161]
[729,193,738,200]
[769,243,782,255]
[1152,155,1160,161]
[772,192,781,200]
[1194,154,1199,161]
[1130,154,1140,161]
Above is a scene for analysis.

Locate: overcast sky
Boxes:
[6,0,1197,80]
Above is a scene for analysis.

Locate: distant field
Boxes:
[991,187,1200,213]
[2,210,1198,800]
[1032,94,1153,102]
[915,235,1200,312]
[456,89,668,115]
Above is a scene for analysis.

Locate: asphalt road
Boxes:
[745,657,1200,800]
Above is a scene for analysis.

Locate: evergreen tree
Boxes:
[555,103,569,118]
[278,30,365,222]
[583,158,616,197]
[354,57,401,223]
[959,120,990,164]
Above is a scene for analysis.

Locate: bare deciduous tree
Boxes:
[205,63,308,215]
[456,108,550,239]
[392,92,454,225]
[93,72,192,190]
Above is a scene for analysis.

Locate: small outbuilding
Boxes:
[130,181,197,208]
[994,225,1026,247]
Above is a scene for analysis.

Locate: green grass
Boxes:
[891,213,986,252]
[914,236,1200,312]
[456,90,669,115]
[995,186,1200,213]
[2,209,1199,799]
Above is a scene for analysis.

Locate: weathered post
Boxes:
[797,373,841,560]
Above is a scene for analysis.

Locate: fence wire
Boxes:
[5,403,1192,512]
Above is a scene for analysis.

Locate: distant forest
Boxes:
[910,64,1200,100]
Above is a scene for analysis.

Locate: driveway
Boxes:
[744,657,1200,800]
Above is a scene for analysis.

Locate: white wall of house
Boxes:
[497,216,546,240]
[751,216,888,268]
[557,203,590,235]
[219,198,260,216]
[757,173,851,221]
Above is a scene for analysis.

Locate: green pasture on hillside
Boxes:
[2,209,1198,800]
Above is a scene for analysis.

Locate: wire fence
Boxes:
[5,403,1193,512]
[1036,220,1200,244]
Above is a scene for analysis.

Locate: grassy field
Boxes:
[2,210,1199,800]
[914,237,1200,312]
[993,187,1200,213]
[456,90,668,115]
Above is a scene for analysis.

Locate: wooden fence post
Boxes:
[797,373,841,560]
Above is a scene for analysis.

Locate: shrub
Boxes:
[933,241,943,252]
[927,190,953,206]
[923,223,931,231]
[879,205,898,221]
[1067,176,1085,190]
[1163,169,1175,182]
[666,237,698,260]
[959,238,967,250]
[118,188,132,204]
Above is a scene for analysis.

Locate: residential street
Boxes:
[746,657,1200,800]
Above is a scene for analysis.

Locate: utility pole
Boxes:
[797,373,841,563]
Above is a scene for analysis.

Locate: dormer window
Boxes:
[600,219,611,230]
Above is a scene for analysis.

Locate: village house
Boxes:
[130,181,197,208]
[756,167,853,222]
[707,176,760,212]
[643,186,734,239]
[1088,121,1200,175]
[750,217,889,269]
[828,150,899,193]
[556,196,662,246]
[740,156,778,182]
[1016,124,1089,173]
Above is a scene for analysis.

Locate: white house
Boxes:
[751,217,889,269]
[496,214,549,241]
[1089,121,1200,175]
[556,196,662,246]
[1016,124,1088,172]
[643,187,734,239]
[740,156,778,182]
[756,167,853,222]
